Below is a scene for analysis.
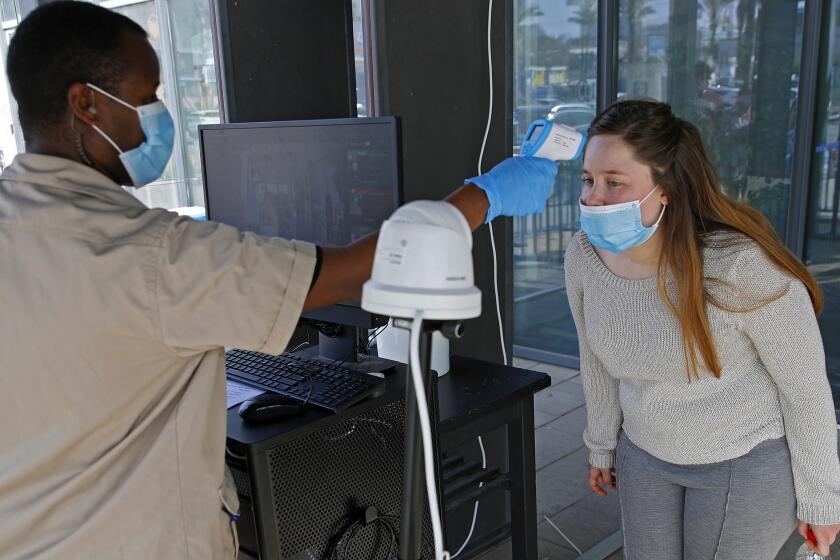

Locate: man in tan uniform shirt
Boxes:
[0,2,558,558]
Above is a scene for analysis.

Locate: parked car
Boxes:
[546,103,596,132]
[513,99,561,144]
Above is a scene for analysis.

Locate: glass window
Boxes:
[0,0,222,210]
[102,0,220,211]
[0,0,365,213]
[619,0,804,234]
[0,29,19,171]
[163,0,221,208]
[806,1,840,404]
[0,2,21,169]
[0,0,16,24]
[513,0,598,362]
[351,0,367,116]
[105,1,181,209]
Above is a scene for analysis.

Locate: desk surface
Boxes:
[226,355,550,452]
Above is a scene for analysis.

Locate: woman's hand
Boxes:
[798,520,840,556]
[588,465,616,497]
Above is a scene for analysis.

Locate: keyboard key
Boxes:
[230,369,260,383]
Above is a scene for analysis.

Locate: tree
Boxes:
[735,0,757,89]
[516,2,544,25]
[702,0,736,66]
[568,0,597,81]
[620,0,655,63]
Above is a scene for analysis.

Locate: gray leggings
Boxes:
[616,432,797,560]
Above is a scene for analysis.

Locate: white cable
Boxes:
[475,0,584,553]
[475,0,507,368]
[476,0,494,178]
[409,311,450,560]
[450,435,487,558]
[488,227,506,366]
[449,3,500,557]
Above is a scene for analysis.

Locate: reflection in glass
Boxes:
[513,0,597,360]
[111,1,179,209]
[165,0,221,207]
[106,0,221,209]
[0,0,17,23]
[619,0,803,234]
[351,0,367,117]
[806,2,840,403]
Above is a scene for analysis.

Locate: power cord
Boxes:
[476,0,506,368]
[450,435,487,558]
[409,311,450,560]
[450,1,497,557]
[327,505,400,560]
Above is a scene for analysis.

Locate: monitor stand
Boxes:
[292,323,399,376]
[317,324,359,362]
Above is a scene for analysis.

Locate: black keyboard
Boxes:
[226,349,385,412]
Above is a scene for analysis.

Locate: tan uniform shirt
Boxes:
[0,154,316,559]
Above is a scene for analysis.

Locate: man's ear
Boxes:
[67,83,99,126]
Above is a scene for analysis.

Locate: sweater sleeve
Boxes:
[565,233,623,468]
[736,245,840,525]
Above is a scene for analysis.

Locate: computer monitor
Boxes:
[199,117,402,360]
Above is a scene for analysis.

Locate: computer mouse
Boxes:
[238,393,303,422]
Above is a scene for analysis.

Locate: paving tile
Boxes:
[513,357,539,370]
[535,424,586,470]
[537,537,578,559]
[534,409,557,429]
[536,447,593,517]
[541,492,622,552]
[543,406,587,437]
[552,376,585,400]
[474,538,511,560]
[534,384,586,416]
[530,362,580,385]
[474,537,579,560]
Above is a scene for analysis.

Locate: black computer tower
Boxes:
[227,396,433,560]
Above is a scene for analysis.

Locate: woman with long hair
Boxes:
[565,99,840,558]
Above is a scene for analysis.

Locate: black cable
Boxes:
[326,508,399,560]
[329,325,380,371]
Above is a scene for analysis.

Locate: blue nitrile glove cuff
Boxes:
[465,156,559,224]
[465,173,502,224]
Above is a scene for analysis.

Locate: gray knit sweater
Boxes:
[564,229,840,525]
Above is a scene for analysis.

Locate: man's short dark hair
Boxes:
[7,1,147,140]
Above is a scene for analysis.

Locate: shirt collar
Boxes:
[1,153,147,209]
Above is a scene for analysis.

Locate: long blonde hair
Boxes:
[587,99,823,379]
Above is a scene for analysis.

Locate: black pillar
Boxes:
[212,0,357,123]
[373,0,514,365]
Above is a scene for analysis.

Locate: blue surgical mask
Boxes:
[86,83,175,187]
[579,186,666,253]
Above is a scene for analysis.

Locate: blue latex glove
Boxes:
[465,157,558,224]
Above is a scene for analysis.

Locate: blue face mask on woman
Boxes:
[579,186,667,253]
[85,83,174,187]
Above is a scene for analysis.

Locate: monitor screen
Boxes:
[199,117,400,247]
